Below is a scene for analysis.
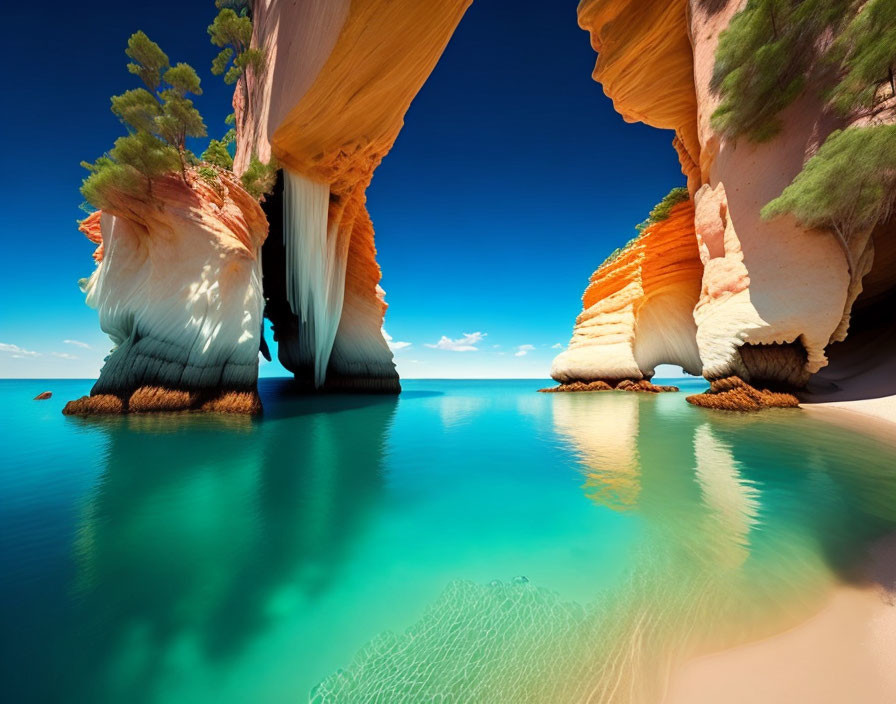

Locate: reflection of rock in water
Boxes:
[65,393,397,704]
[310,396,896,703]
[551,392,641,510]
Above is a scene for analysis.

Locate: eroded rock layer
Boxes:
[578,0,701,192]
[235,0,472,392]
[64,172,267,415]
[561,0,895,409]
[550,201,703,387]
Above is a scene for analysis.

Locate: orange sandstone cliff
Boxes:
[550,0,896,408]
[551,201,703,386]
[232,0,472,392]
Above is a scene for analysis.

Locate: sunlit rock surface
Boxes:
[64,173,267,415]
[234,0,472,392]
[560,0,896,410]
[577,0,700,192]
[550,201,702,386]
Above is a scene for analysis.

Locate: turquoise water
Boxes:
[2,378,896,703]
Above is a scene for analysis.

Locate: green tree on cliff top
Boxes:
[634,187,689,234]
[81,32,208,208]
[208,1,277,198]
[600,186,691,271]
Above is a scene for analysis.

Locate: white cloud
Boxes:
[0,343,40,358]
[425,331,486,352]
[64,339,91,349]
[514,344,536,357]
[382,328,412,352]
[492,344,501,349]
[551,342,564,349]
[51,352,78,360]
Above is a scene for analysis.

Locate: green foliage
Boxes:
[81,31,210,209]
[209,7,264,86]
[762,126,896,245]
[827,0,896,115]
[225,112,236,125]
[240,153,278,198]
[197,166,220,185]
[215,0,250,12]
[599,234,639,271]
[211,47,234,77]
[599,187,690,270]
[155,92,207,150]
[163,62,203,97]
[202,139,234,169]
[634,187,689,234]
[109,33,207,151]
[110,131,181,175]
[711,0,895,140]
[125,31,169,91]
[710,0,849,141]
[81,133,180,208]
[110,88,161,133]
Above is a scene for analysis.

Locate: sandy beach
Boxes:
[664,531,896,704]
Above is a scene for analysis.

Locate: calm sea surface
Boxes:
[2,378,896,703]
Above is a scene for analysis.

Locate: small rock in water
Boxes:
[512,575,529,585]
[33,391,52,401]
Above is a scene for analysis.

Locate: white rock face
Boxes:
[281,168,346,388]
[79,175,267,398]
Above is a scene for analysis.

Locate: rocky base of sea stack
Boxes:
[63,386,262,416]
[686,377,800,411]
[539,379,679,393]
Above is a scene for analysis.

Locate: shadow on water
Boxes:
[61,388,397,704]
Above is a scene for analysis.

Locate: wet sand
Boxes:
[664,534,896,704]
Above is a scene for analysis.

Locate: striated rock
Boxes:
[67,171,267,415]
[577,0,701,192]
[564,0,895,409]
[33,391,52,400]
[686,377,800,412]
[234,0,471,392]
[551,201,702,385]
[687,1,888,391]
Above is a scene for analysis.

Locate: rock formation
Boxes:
[550,0,895,410]
[64,171,267,415]
[68,1,892,412]
[232,0,473,392]
[549,200,703,389]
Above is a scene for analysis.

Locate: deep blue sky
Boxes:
[1,1,684,378]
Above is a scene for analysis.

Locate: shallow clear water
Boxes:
[2,378,896,703]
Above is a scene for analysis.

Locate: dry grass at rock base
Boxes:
[686,376,800,411]
[62,386,262,416]
[539,379,679,393]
